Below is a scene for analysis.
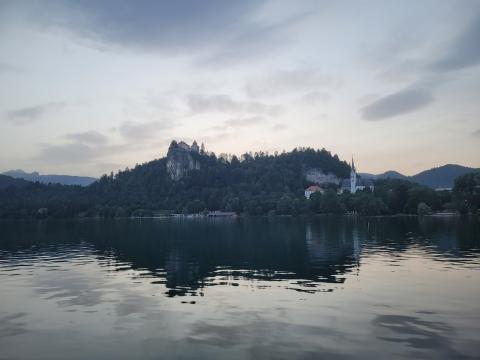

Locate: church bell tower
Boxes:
[350,157,357,194]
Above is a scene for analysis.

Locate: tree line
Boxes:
[0,147,478,218]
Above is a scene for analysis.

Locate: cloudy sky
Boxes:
[0,0,479,177]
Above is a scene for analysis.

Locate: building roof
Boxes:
[305,185,321,192]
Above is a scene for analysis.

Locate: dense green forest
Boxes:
[0,143,478,218]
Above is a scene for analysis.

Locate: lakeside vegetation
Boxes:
[0,146,478,219]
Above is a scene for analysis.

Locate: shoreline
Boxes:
[1,212,472,221]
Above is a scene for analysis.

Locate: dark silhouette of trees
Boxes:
[0,147,475,218]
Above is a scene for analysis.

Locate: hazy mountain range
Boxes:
[2,170,97,187]
[360,164,479,189]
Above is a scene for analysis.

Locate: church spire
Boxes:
[350,156,357,194]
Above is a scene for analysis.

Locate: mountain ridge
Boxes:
[2,170,96,186]
[360,164,478,189]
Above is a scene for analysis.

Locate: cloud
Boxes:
[0,62,23,74]
[15,0,261,53]
[65,131,108,145]
[118,120,173,141]
[35,142,99,164]
[224,116,267,128]
[186,94,282,116]
[271,123,288,132]
[199,131,234,145]
[361,86,434,121]
[300,91,331,104]
[35,140,137,164]
[245,69,340,98]
[473,129,480,138]
[196,10,311,67]
[359,12,480,122]
[6,102,64,125]
[430,14,480,72]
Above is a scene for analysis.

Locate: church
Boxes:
[339,158,374,194]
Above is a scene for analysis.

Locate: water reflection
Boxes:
[0,217,479,359]
[372,314,467,359]
[1,217,479,298]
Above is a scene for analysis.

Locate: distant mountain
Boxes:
[380,170,408,180]
[0,174,29,188]
[361,164,478,189]
[2,170,97,186]
[360,171,407,180]
[411,164,478,189]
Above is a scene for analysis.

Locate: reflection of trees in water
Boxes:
[305,218,360,281]
[0,217,478,297]
[87,218,360,295]
[355,216,480,261]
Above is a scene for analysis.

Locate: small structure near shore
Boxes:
[304,185,324,199]
[207,211,237,217]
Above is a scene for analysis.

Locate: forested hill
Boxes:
[88,141,351,213]
[411,165,478,189]
[0,174,29,188]
[1,141,478,217]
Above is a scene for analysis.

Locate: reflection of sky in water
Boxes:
[0,217,479,359]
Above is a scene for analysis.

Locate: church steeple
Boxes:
[350,156,357,194]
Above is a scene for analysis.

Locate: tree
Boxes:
[417,202,431,216]
[321,190,345,214]
[186,200,206,214]
[453,172,480,214]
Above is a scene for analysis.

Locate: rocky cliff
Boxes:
[304,168,340,185]
[166,140,201,181]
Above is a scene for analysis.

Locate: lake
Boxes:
[0,217,479,359]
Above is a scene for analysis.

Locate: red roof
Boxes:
[306,185,321,191]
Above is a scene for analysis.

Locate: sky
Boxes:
[0,0,479,177]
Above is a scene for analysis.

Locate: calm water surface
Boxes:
[0,217,479,359]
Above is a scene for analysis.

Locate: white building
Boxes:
[304,185,324,199]
[339,158,374,194]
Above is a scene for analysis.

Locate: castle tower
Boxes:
[191,140,199,153]
[350,157,357,194]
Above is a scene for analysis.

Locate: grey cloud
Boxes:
[36,143,99,164]
[17,0,260,53]
[196,10,311,67]
[361,86,434,121]
[473,129,480,137]
[187,94,241,113]
[66,131,108,145]
[200,131,233,144]
[246,69,340,98]
[118,120,173,141]
[271,123,288,132]
[6,102,64,125]
[300,91,331,104]
[359,12,480,122]
[224,116,267,128]
[35,140,135,164]
[0,62,23,74]
[187,94,282,116]
[430,14,480,72]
